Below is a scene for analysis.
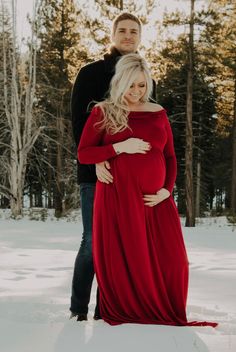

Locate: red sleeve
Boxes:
[163,113,177,193]
[78,106,117,164]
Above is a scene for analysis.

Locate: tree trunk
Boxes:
[195,160,201,217]
[0,196,9,208]
[195,115,202,217]
[54,115,64,217]
[36,183,43,207]
[9,148,26,217]
[231,77,236,214]
[29,183,33,208]
[185,0,195,227]
[47,146,53,208]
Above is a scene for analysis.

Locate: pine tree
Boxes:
[201,0,236,214]
[34,0,87,216]
[152,5,218,217]
[149,0,236,221]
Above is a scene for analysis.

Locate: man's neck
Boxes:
[113,47,137,56]
[110,46,138,56]
[110,46,122,56]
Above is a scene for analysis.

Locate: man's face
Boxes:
[112,19,141,54]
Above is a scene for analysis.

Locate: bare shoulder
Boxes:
[145,102,164,112]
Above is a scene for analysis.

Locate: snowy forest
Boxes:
[1,2,236,352]
[0,0,235,224]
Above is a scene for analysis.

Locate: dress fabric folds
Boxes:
[78,107,217,328]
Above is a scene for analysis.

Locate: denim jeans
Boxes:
[70,182,97,314]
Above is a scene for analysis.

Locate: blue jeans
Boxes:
[70,182,98,314]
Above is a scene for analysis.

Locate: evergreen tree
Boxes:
[154,35,216,217]
[149,0,236,219]
[33,0,87,216]
[200,0,236,213]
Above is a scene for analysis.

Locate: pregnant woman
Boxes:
[78,53,217,327]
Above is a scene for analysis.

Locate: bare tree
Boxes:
[1,0,43,217]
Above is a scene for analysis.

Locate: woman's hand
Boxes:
[113,138,151,155]
[143,188,170,207]
[96,161,113,184]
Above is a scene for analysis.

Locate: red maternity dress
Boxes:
[78,106,217,327]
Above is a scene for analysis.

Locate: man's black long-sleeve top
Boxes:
[71,47,156,184]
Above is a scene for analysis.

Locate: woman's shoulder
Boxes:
[93,102,109,112]
[88,104,105,122]
[91,103,104,114]
[145,102,164,112]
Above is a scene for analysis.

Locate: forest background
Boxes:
[0,0,235,227]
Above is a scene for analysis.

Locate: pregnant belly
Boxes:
[111,149,166,194]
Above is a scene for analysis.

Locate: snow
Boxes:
[0,212,235,352]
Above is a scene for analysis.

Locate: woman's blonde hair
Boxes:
[96,53,153,134]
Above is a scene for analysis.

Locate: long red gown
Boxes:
[78,106,217,327]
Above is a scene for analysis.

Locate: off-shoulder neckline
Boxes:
[128,109,165,114]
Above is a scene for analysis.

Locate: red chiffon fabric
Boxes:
[78,107,217,328]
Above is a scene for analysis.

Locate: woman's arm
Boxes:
[78,106,151,164]
[78,107,117,164]
[163,113,177,193]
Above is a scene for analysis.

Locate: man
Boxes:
[70,12,156,321]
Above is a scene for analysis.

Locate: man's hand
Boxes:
[143,188,170,207]
[95,161,113,184]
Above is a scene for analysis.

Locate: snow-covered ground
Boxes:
[0,211,235,352]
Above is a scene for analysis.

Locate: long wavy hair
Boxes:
[96,53,153,134]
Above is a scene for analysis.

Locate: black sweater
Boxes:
[71,47,156,184]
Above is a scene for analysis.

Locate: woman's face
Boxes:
[124,72,147,106]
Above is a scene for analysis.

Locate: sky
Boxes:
[13,0,209,48]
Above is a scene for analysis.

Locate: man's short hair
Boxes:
[112,12,142,34]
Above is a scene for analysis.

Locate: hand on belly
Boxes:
[143,188,170,207]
